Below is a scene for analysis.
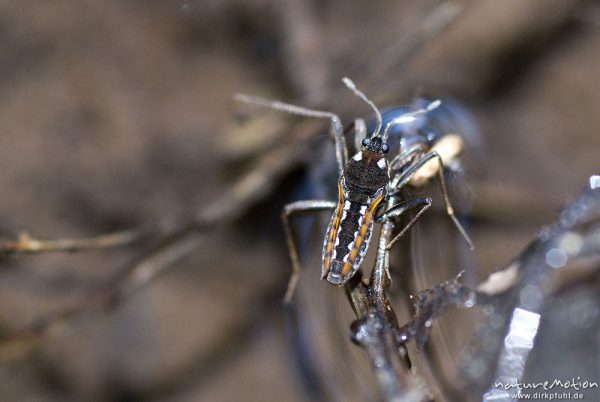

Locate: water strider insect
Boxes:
[236,78,473,303]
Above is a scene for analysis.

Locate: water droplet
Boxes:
[546,248,568,268]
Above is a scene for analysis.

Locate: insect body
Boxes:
[235,78,472,303]
[322,136,389,284]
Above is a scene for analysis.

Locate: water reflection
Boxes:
[483,308,541,401]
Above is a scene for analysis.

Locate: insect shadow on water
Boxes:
[236,78,473,304]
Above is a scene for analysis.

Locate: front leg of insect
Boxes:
[322,135,390,284]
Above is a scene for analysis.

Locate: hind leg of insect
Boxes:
[281,200,338,303]
[234,94,348,175]
[376,197,432,251]
[391,151,474,249]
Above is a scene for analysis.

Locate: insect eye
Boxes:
[382,143,389,154]
[361,138,370,146]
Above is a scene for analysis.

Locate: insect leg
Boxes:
[282,200,337,303]
[391,151,474,249]
[377,197,432,251]
[389,145,424,175]
[353,118,367,152]
[234,94,347,175]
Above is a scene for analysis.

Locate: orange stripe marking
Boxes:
[341,193,385,276]
[322,180,345,275]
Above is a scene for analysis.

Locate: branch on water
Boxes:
[391,176,600,399]
[345,273,430,402]
[344,219,431,402]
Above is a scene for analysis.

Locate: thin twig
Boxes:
[344,197,430,402]
[346,274,429,402]
[0,122,317,362]
[0,223,205,362]
[0,230,144,257]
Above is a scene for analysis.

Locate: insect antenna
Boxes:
[342,77,382,138]
[381,100,441,143]
[234,93,339,121]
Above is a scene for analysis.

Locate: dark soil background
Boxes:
[0,1,599,401]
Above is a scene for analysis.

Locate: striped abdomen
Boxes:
[321,183,384,285]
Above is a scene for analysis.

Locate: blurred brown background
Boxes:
[0,0,599,401]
